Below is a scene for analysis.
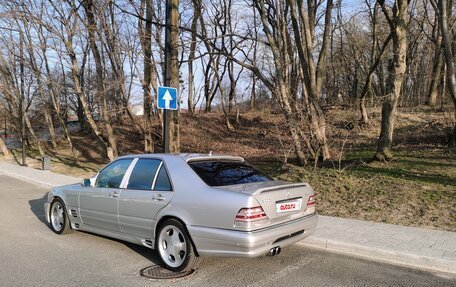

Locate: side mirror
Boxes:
[81,179,91,187]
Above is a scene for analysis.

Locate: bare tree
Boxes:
[437,0,456,144]
[374,0,409,161]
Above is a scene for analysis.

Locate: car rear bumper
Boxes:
[187,213,317,257]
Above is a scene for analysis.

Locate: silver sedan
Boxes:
[45,153,317,271]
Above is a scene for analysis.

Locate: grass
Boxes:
[268,147,455,232]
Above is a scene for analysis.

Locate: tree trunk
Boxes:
[141,0,155,153]
[187,0,201,115]
[374,0,408,161]
[44,109,57,148]
[65,31,109,158]
[24,115,44,157]
[439,0,456,145]
[426,37,443,108]
[83,0,117,160]
[164,0,180,153]
[0,136,9,157]
[288,0,333,161]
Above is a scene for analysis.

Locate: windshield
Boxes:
[188,160,272,187]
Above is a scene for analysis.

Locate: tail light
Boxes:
[234,206,269,230]
[307,195,316,206]
[306,195,316,214]
[235,206,267,221]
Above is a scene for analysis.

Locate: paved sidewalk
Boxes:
[0,161,80,188]
[0,161,455,275]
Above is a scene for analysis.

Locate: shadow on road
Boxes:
[28,194,49,226]
[77,231,164,267]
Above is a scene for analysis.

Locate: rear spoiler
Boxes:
[251,182,308,196]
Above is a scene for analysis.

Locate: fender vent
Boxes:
[142,239,153,248]
[70,209,78,218]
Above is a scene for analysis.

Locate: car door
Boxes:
[79,158,134,232]
[118,158,173,238]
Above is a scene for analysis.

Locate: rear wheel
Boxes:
[156,219,199,272]
[49,198,71,234]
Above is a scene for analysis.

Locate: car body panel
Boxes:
[118,188,173,238]
[45,153,317,258]
[79,187,120,232]
[188,213,317,256]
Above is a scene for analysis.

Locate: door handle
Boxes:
[110,191,119,198]
[152,194,165,201]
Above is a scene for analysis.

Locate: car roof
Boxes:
[115,153,245,163]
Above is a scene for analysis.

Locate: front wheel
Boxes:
[49,198,71,234]
[156,219,200,272]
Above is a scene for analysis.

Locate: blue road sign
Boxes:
[157,86,178,110]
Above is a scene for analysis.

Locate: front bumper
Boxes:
[44,202,50,224]
[188,213,317,257]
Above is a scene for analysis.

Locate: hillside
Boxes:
[4,106,456,231]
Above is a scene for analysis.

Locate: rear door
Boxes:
[118,158,173,238]
[79,158,134,232]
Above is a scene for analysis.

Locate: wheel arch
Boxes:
[155,215,200,257]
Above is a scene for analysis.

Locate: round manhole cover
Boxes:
[140,265,195,280]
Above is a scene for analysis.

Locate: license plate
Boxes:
[276,198,302,213]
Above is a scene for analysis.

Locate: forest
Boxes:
[0,0,455,162]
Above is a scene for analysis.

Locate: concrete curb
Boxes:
[298,236,456,275]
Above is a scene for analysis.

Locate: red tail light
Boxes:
[307,195,316,206]
[235,206,267,222]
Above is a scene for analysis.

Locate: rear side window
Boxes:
[154,166,172,191]
[188,161,272,187]
[127,159,161,190]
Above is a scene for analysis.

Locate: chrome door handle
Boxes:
[110,191,119,198]
[152,194,165,201]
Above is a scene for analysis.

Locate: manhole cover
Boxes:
[140,265,195,280]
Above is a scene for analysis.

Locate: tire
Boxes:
[49,198,71,234]
[156,219,200,272]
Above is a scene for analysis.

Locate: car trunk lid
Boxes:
[218,180,314,221]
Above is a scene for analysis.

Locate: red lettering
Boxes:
[280,203,296,211]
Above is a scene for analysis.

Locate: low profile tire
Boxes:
[49,198,71,234]
[156,219,200,272]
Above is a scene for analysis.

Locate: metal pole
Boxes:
[20,31,26,166]
[163,0,172,154]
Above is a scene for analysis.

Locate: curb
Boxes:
[298,236,456,275]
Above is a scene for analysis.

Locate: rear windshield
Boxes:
[188,160,272,186]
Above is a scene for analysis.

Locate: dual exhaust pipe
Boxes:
[268,246,281,256]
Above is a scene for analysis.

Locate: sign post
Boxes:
[157,86,177,153]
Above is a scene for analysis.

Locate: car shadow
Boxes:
[77,230,164,267]
[124,242,163,266]
[28,194,49,226]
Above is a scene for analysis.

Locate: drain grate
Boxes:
[140,265,195,280]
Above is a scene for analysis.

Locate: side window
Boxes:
[127,159,161,190]
[154,165,172,191]
[95,159,133,188]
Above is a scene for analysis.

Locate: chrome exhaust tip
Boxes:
[268,247,281,256]
[276,247,281,255]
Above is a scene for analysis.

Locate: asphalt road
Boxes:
[0,174,454,287]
